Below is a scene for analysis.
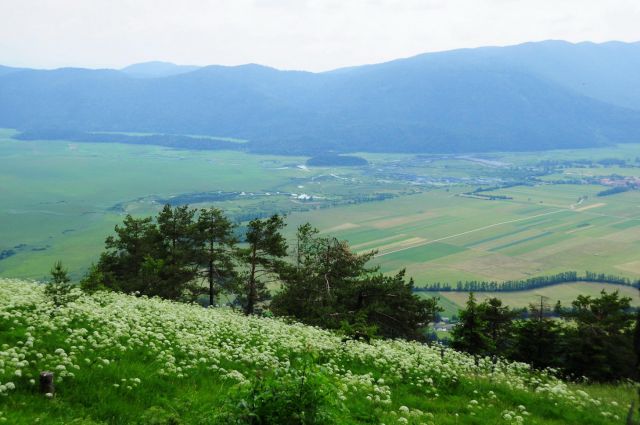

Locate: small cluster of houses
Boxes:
[599,175,640,188]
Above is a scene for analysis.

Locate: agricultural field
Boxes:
[288,184,640,284]
[0,278,633,424]
[2,127,640,289]
[432,282,640,314]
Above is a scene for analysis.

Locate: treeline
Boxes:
[459,183,522,200]
[597,186,631,197]
[76,205,440,341]
[415,271,639,292]
[17,130,245,151]
[451,292,638,382]
[537,158,632,168]
[306,154,368,167]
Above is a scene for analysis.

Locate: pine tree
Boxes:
[238,215,287,315]
[562,290,635,381]
[156,205,199,299]
[85,206,201,300]
[45,261,74,306]
[273,225,442,340]
[451,293,489,355]
[478,297,516,356]
[513,296,560,369]
[195,207,237,306]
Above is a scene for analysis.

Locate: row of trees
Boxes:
[451,292,637,382]
[79,205,440,340]
[416,271,639,292]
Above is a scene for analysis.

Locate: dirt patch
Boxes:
[615,260,640,274]
[322,222,360,233]
[368,211,436,229]
[368,237,428,255]
[575,202,606,212]
[351,234,407,250]
[451,252,544,281]
[602,227,640,243]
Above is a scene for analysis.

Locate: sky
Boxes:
[1,0,639,72]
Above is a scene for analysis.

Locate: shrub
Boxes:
[216,354,339,425]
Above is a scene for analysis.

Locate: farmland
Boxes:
[288,185,640,284]
[1,128,640,290]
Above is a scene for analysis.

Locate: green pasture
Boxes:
[2,128,640,286]
[0,130,370,279]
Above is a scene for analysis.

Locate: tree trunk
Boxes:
[246,245,257,315]
[39,371,54,395]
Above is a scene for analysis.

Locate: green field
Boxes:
[2,128,640,287]
[287,186,640,283]
[0,129,408,279]
[431,282,640,313]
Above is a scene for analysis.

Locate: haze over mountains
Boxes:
[1,40,640,155]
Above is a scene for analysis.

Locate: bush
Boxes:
[216,354,340,425]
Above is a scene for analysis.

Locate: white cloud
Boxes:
[0,0,638,71]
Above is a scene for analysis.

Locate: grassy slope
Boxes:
[0,279,633,424]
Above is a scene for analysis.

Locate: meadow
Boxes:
[0,129,405,280]
[2,128,640,294]
[0,278,633,424]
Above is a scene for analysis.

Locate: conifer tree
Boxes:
[272,224,441,340]
[451,293,489,355]
[196,207,237,306]
[562,290,635,381]
[156,204,199,298]
[513,296,560,369]
[46,261,74,306]
[478,297,516,356]
[238,214,288,315]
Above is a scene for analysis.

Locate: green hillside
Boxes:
[0,279,631,424]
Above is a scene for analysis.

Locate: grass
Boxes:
[0,278,634,424]
[0,131,402,280]
[2,128,640,287]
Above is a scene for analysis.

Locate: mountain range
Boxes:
[1,40,640,155]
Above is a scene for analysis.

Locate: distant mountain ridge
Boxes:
[120,61,201,78]
[1,40,640,155]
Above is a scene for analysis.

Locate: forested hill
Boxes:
[2,40,640,155]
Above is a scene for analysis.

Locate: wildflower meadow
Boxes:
[0,279,633,424]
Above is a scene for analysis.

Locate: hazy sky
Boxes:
[1,0,639,71]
